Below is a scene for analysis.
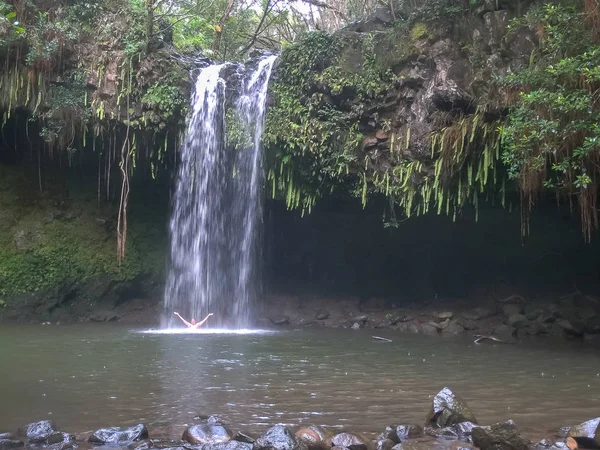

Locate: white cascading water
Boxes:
[164,55,277,329]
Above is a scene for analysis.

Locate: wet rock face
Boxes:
[567,417,600,447]
[471,421,530,450]
[88,424,149,445]
[19,421,57,439]
[182,423,234,445]
[425,388,478,428]
[254,426,306,450]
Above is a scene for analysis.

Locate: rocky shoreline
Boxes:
[1,388,598,450]
[2,286,600,345]
[255,292,600,345]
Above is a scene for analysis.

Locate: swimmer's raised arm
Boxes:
[190,313,213,329]
[174,311,192,327]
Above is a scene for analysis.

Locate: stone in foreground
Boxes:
[19,421,57,439]
[295,426,332,450]
[0,440,24,450]
[182,423,234,445]
[471,421,530,450]
[330,433,371,450]
[88,424,148,445]
[30,432,75,445]
[425,388,478,428]
[567,417,600,448]
[395,424,423,440]
[254,426,306,450]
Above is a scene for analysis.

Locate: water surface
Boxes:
[0,325,598,441]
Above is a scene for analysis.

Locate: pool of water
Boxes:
[0,325,599,441]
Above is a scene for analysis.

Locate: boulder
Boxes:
[506,314,528,329]
[532,439,569,449]
[0,441,24,450]
[375,426,399,444]
[0,436,15,441]
[19,421,57,439]
[425,387,478,427]
[269,316,290,326]
[471,421,530,450]
[128,439,188,450]
[567,417,600,447]
[182,423,234,445]
[493,324,516,341]
[443,321,465,334]
[330,433,371,450]
[395,424,423,440]
[556,319,583,336]
[425,421,476,440]
[375,440,394,450]
[420,324,440,335]
[350,315,369,323]
[436,312,454,320]
[204,442,253,450]
[88,424,149,444]
[503,304,522,317]
[316,311,329,320]
[295,427,332,450]
[254,426,306,450]
[234,432,256,444]
[30,432,75,445]
[462,308,493,320]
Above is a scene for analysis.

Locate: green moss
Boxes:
[410,22,429,41]
[0,165,164,300]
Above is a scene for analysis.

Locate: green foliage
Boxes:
[0,167,164,299]
[500,0,600,240]
[142,82,187,130]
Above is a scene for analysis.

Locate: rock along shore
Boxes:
[2,388,598,450]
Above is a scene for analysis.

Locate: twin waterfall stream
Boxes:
[163,55,277,329]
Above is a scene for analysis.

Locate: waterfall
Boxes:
[164,55,277,329]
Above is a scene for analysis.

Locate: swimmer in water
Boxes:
[173,311,213,329]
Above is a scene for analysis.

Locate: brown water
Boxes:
[0,325,599,441]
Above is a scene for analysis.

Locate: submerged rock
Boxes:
[254,426,306,450]
[295,426,332,450]
[182,423,234,445]
[88,424,148,445]
[0,440,24,450]
[330,433,371,450]
[425,388,478,427]
[19,421,57,439]
[471,421,529,450]
[567,417,600,447]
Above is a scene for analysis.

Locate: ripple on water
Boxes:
[137,328,277,335]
